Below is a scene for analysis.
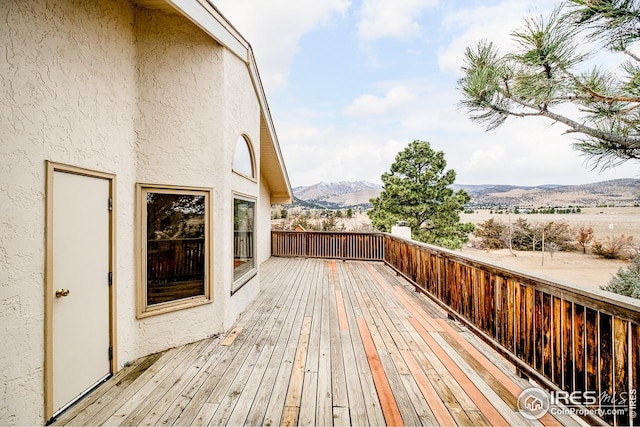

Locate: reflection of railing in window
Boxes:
[147,238,205,304]
[147,238,205,283]
[233,231,255,283]
[233,231,254,260]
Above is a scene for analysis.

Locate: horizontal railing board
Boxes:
[382,234,640,324]
[271,231,384,261]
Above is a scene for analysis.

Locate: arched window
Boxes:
[233,135,255,179]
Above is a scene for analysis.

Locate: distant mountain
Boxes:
[451,183,564,196]
[292,181,382,209]
[290,179,640,209]
[455,179,640,207]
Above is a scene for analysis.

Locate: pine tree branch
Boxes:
[497,93,640,148]
[560,67,640,103]
[623,48,640,63]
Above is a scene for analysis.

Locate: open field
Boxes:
[460,206,640,289]
[459,247,628,290]
[461,206,640,242]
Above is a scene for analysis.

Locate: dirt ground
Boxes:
[459,206,640,290]
[459,247,628,290]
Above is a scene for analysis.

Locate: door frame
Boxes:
[44,161,117,421]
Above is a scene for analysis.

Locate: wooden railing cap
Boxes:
[383,233,640,320]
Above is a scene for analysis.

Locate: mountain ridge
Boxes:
[291,179,640,209]
[292,181,382,209]
[458,178,640,207]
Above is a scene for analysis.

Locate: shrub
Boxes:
[592,235,634,260]
[321,216,338,231]
[511,218,538,251]
[601,256,640,299]
[541,220,574,251]
[511,219,574,252]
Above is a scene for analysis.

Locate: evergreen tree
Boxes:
[602,256,640,299]
[474,218,507,249]
[458,0,640,167]
[368,140,474,249]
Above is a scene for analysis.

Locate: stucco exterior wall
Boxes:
[226,49,263,326]
[0,1,281,424]
[258,174,274,266]
[127,6,228,361]
[1,1,137,424]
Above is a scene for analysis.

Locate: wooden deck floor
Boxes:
[53,258,585,426]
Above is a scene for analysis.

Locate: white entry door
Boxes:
[51,169,112,415]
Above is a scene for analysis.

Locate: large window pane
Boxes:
[233,197,255,287]
[145,191,206,305]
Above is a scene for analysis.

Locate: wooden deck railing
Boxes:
[271,231,384,261]
[271,230,640,425]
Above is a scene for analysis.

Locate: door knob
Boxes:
[55,288,70,298]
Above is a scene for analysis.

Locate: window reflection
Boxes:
[146,192,206,305]
[233,135,254,179]
[233,198,255,287]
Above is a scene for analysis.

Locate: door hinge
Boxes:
[108,346,113,361]
[108,197,113,211]
[108,272,113,286]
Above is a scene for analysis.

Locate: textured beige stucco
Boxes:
[259,173,275,266]
[0,1,279,424]
[1,1,137,424]
[225,47,263,325]
[129,6,228,361]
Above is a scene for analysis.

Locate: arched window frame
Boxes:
[232,134,256,181]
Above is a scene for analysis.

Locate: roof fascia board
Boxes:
[249,57,292,197]
[163,0,248,60]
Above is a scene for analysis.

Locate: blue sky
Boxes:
[215,0,639,187]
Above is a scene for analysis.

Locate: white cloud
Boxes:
[280,106,639,187]
[214,0,350,90]
[338,76,639,187]
[461,145,506,170]
[344,85,416,116]
[446,118,640,186]
[437,1,557,76]
[343,81,475,134]
[279,121,412,186]
[357,0,439,41]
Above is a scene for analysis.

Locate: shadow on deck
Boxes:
[53,258,585,426]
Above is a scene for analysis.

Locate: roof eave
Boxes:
[147,0,293,203]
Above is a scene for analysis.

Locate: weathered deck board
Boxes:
[52,257,587,426]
